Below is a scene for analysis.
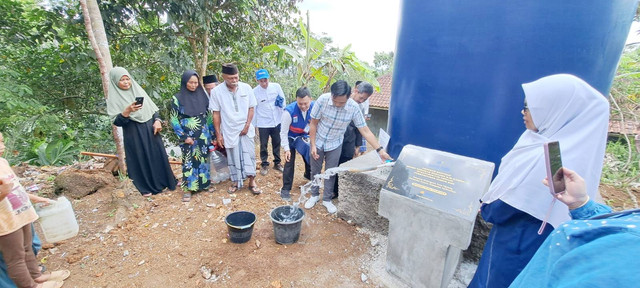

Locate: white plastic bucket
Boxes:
[36,196,79,243]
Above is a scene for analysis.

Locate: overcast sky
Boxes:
[297,0,401,65]
[296,1,639,65]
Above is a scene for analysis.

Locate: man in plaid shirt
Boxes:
[307,80,392,213]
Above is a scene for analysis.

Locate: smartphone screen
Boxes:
[135,97,144,105]
[545,141,565,193]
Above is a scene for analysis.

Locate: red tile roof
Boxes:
[369,74,392,109]
[608,120,640,135]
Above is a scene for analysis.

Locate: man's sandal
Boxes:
[37,270,70,282]
[227,185,239,194]
[39,280,63,288]
[248,185,263,195]
[182,192,192,202]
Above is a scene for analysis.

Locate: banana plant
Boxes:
[261,14,379,92]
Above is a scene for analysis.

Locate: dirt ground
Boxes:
[17,151,379,288]
[12,148,640,288]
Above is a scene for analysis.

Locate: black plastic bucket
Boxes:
[270,205,305,244]
[225,211,256,244]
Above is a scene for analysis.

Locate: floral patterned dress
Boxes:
[170,96,215,192]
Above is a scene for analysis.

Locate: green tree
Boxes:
[0,0,112,165]
[99,0,300,79]
[373,51,394,77]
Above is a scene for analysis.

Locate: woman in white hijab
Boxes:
[469,74,609,288]
[106,67,177,196]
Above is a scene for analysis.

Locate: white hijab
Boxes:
[481,74,609,228]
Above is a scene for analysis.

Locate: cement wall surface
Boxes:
[336,152,391,235]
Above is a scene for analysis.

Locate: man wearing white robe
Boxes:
[210,64,262,194]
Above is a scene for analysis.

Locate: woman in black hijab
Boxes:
[169,71,215,202]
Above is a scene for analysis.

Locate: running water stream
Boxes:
[276,162,396,222]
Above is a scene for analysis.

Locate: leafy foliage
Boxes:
[373,51,394,77]
[604,47,640,187]
[261,17,379,95]
[34,140,77,166]
[0,0,111,165]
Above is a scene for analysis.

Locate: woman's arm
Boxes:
[546,168,613,220]
[169,97,187,141]
[570,200,613,220]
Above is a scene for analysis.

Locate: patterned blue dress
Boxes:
[170,96,215,192]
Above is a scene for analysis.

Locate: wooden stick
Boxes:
[81,151,182,165]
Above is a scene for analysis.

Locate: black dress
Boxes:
[113,112,177,195]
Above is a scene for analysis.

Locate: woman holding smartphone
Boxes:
[469,74,610,288]
[106,67,177,196]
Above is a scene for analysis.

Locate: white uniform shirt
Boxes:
[253,83,286,128]
[359,99,370,117]
[209,81,257,148]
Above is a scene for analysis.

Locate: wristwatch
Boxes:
[376,146,384,153]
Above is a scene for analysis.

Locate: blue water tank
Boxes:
[387,0,638,171]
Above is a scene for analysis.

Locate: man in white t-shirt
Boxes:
[210,64,262,195]
[253,69,286,176]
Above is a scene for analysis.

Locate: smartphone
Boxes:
[135,97,144,106]
[544,141,566,194]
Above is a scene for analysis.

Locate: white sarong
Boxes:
[227,135,256,188]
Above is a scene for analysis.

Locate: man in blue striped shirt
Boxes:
[307,80,392,213]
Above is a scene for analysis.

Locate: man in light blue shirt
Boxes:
[307,80,392,213]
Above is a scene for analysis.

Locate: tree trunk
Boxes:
[80,0,126,174]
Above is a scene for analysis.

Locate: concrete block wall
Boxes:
[336,152,391,235]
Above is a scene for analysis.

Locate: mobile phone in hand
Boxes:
[135,97,144,106]
[544,141,566,194]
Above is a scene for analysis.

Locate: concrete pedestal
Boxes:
[379,190,467,288]
[378,145,494,288]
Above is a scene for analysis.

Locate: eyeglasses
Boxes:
[523,102,529,112]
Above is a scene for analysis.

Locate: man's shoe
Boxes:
[280,189,292,201]
[274,163,284,173]
[260,166,269,176]
[322,201,337,214]
[304,195,319,209]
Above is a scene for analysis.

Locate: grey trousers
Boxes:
[310,145,342,201]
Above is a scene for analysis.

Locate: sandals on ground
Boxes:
[227,185,238,194]
[248,185,263,195]
[182,192,192,202]
[39,280,63,288]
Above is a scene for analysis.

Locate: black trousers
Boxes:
[258,124,281,167]
[282,145,311,192]
[333,154,353,198]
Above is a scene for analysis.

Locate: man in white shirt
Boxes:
[354,80,371,156]
[279,87,313,201]
[307,80,392,214]
[253,69,286,176]
[210,64,262,195]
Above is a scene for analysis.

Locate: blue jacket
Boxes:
[284,101,314,138]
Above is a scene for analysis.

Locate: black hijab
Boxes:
[176,70,209,117]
